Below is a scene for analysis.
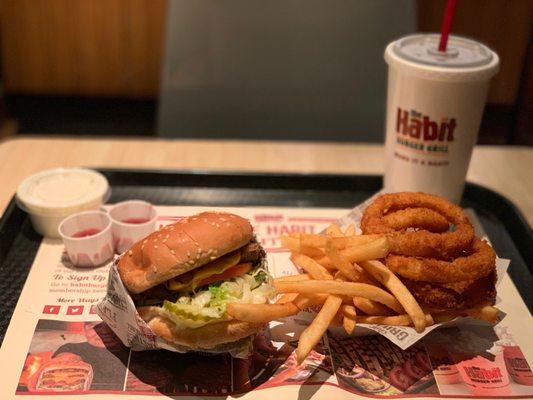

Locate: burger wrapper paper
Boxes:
[97,263,253,358]
[97,193,510,353]
[331,192,510,350]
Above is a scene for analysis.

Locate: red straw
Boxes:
[438,0,457,52]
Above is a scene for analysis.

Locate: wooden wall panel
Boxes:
[418,0,532,105]
[1,0,167,97]
[513,39,533,144]
[2,0,530,104]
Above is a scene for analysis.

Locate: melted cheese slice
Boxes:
[167,251,241,292]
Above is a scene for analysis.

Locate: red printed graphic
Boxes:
[394,107,456,159]
[396,107,456,142]
[42,305,60,315]
[254,214,284,222]
[66,305,84,315]
[287,217,337,223]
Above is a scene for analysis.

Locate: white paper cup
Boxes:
[58,211,114,267]
[16,168,110,238]
[383,34,499,203]
[433,364,461,384]
[108,200,157,254]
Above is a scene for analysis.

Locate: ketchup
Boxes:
[121,217,150,224]
[72,228,101,238]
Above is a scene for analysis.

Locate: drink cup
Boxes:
[503,345,533,385]
[454,351,510,396]
[428,344,461,385]
[384,34,499,203]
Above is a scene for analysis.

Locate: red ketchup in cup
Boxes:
[58,211,114,267]
[109,200,157,254]
[72,228,102,238]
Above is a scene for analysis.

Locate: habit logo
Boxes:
[396,108,456,142]
[463,366,504,383]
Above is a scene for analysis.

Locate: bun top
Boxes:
[118,212,253,293]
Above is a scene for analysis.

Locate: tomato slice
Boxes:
[197,263,252,287]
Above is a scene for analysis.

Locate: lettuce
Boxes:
[162,263,274,329]
[162,301,224,329]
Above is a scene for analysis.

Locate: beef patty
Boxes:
[132,240,265,306]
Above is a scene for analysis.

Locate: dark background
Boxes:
[0,0,531,144]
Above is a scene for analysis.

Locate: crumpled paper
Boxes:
[328,192,510,350]
[97,262,253,358]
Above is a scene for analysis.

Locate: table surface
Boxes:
[1,136,532,224]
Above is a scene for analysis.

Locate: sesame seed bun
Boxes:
[118,211,253,294]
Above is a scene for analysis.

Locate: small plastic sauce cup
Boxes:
[58,211,114,267]
[108,200,158,254]
[16,168,110,238]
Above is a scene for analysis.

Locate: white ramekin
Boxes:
[58,211,114,267]
[108,200,158,254]
[16,168,110,238]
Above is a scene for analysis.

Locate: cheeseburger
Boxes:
[118,212,273,352]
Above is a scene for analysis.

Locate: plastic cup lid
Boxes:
[393,34,494,68]
[385,34,499,82]
[16,168,110,215]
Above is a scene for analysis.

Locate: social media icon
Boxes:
[43,305,60,314]
[66,305,84,315]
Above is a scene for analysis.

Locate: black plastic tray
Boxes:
[1,169,532,345]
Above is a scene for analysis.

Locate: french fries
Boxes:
[325,242,363,282]
[280,235,300,252]
[300,234,328,248]
[295,233,382,249]
[296,295,343,364]
[341,236,390,262]
[274,280,405,314]
[343,316,356,334]
[293,293,329,310]
[465,304,499,323]
[312,255,337,269]
[276,293,300,304]
[291,250,345,359]
[274,273,310,283]
[340,304,358,334]
[290,254,333,280]
[340,304,358,319]
[264,222,496,365]
[227,303,299,322]
[300,245,325,258]
[328,234,383,249]
[344,224,356,236]
[334,269,379,286]
[352,297,393,316]
[326,224,343,237]
[359,260,427,332]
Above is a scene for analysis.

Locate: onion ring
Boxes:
[360,192,474,258]
[404,272,496,310]
[382,208,449,232]
[385,239,495,283]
